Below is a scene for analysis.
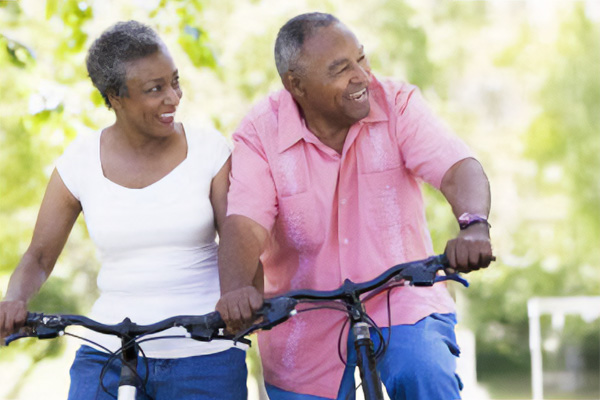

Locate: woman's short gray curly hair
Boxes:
[86,21,162,108]
[274,12,339,77]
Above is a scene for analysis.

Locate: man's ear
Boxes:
[282,71,305,98]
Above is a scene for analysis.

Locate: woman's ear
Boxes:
[107,89,122,110]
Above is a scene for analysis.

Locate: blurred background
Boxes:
[0,0,598,399]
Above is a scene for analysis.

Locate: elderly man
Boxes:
[217,12,493,400]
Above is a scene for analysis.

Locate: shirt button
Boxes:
[340,198,347,205]
[343,238,349,245]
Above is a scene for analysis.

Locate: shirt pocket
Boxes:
[277,190,325,252]
[356,124,403,174]
[358,166,406,231]
[271,145,309,197]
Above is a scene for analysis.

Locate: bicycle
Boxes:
[234,254,470,400]
[3,312,239,399]
[3,255,469,400]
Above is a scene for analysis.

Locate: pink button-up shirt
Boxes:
[227,76,473,397]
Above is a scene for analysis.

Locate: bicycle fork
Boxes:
[352,322,385,400]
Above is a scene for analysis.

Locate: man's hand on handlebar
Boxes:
[0,300,28,344]
[445,223,494,273]
[216,286,263,333]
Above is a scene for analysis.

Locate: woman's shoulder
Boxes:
[62,129,100,155]
[182,122,231,176]
[183,123,231,152]
[58,130,100,165]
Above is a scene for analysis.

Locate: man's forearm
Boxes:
[218,215,267,293]
[440,157,494,271]
[440,157,491,220]
[216,215,267,329]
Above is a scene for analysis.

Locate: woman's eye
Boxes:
[148,86,161,93]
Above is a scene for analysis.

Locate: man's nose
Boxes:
[351,63,370,84]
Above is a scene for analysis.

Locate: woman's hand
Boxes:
[0,300,28,343]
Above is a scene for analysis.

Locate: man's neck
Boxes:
[307,122,347,154]
[301,110,352,155]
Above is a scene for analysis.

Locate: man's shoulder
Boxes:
[243,89,289,124]
[370,76,419,110]
[236,89,296,144]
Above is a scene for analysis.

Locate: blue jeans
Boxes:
[68,345,247,400]
[266,313,462,400]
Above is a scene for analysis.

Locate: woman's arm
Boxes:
[0,169,81,339]
[210,157,231,235]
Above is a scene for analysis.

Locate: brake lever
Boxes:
[187,324,252,346]
[435,272,469,287]
[3,332,34,346]
[233,297,298,342]
[232,320,272,342]
[403,256,469,288]
[3,321,64,346]
[404,262,440,287]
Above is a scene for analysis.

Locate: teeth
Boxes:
[349,88,367,100]
[161,112,175,118]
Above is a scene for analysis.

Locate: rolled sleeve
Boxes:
[227,119,278,232]
[395,87,473,189]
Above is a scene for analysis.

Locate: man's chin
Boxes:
[349,106,371,124]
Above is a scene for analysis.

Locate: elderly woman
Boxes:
[0,21,247,399]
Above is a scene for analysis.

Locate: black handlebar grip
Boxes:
[206,311,226,329]
[438,253,449,266]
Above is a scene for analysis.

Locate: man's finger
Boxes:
[248,291,263,311]
[456,241,469,271]
[445,242,457,271]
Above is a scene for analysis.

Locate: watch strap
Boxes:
[458,212,490,230]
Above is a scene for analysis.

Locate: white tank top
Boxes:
[55,125,243,358]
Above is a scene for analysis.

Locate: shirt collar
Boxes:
[277,90,306,153]
[276,76,389,154]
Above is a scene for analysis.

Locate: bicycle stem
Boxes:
[352,322,384,400]
[117,320,139,400]
[343,293,384,400]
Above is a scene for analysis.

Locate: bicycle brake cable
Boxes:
[99,338,153,400]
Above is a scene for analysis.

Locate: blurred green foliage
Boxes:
[470,0,600,361]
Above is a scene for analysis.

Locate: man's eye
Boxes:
[338,65,349,75]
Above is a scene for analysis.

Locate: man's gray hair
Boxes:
[274,12,339,76]
[86,21,162,108]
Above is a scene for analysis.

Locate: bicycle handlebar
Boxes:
[235,254,469,339]
[284,254,467,300]
[4,311,230,347]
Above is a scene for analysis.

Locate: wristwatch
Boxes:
[458,212,490,230]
